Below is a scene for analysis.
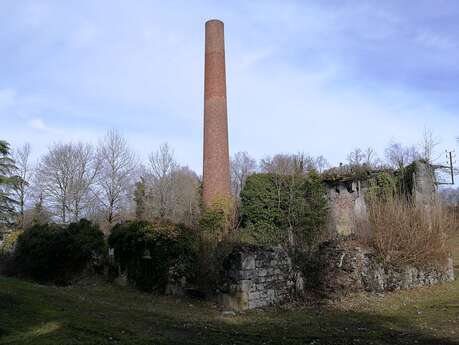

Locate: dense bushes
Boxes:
[239,172,328,247]
[108,220,198,292]
[13,219,105,284]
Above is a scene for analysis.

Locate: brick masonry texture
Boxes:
[203,19,231,206]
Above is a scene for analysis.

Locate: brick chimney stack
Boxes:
[202,19,231,206]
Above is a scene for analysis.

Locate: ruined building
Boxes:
[323,160,438,235]
[202,19,231,206]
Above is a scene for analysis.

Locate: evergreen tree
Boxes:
[31,193,50,225]
[134,177,147,220]
[0,140,19,230]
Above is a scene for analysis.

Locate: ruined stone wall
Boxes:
[219,245,303,310]
[326,181,368,236]
[326,161,437,235]
[219,242,454,310]
[313,240,454,297]
[413,160,437,207]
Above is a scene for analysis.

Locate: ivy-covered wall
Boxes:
[324,160,437,235]
[239,172,328,247]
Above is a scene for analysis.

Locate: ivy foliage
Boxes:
[367,171,397,201]
[396,161,419,197]
[367,161,425,203]
[108,220,198,292]
[14,219,105,284]
[198,196,234,237]
[239,171,328,247]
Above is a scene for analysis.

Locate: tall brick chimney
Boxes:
[202,19,231,206]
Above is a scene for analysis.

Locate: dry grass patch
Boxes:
[356,197,456,267]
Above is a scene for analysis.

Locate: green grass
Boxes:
[1,234,458,344]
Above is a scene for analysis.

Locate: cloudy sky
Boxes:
[1,0,458,172]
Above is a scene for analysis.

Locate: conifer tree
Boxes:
[0,140,19,229]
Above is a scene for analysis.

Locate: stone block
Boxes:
[241,255,256,270]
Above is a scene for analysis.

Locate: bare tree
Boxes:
[384,142,420,169]
[147,143,177,218]
[96,130,137,226]
[12,143,33,227]
[314,155,330,173]
[364,147,383,168]
[420,128,440,164]
[260,153,321,175]
[230,151,257,197]
[171,167,200,225]
[347,148,365,167]
[68,144,100,221]
[347,147,382,168]
[35,143,99,223]
[141,144,200,225]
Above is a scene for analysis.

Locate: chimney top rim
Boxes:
[206,19,224,25]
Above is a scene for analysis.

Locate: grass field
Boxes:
[1,235,458,345]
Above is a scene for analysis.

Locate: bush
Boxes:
[356,197,455,267]
[0,229,22,255]
[14,219,105,284]
[239,171,328,247]
[108,220,198,292]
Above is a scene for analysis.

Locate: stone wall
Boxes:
[219,245,303,311]
[313,240,454,297]
[413,160,437,207]
[326,180,368,236]
[219,241,454,310]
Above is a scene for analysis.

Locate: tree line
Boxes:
[0,127,456,236]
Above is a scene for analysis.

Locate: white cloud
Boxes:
[0,0,458,174]
[27,118,48,131]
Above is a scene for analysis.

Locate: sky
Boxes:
[1,0,458,174]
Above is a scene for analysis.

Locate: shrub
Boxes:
[239,171,328,248]
[14,219,105,284]
[356,197,455,267]
[0,229,22,255]
[108,220,198,292]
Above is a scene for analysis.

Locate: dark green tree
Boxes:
[240,171,328,247]
[134,177,147,220]
[0,140,19,230]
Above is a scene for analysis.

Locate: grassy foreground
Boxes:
[1,237,458,345]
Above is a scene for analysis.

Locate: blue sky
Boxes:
[1,0,458,172]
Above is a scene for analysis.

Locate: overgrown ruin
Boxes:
[218,160,455,310]
[324,160,437,235]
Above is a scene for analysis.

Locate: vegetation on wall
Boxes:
[239,171,328,247]
[196,196,236,291]
[366,171,398,201]
[108,220,198,292]
[13,219,105,284]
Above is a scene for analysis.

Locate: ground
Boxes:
[1,235,458,345]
